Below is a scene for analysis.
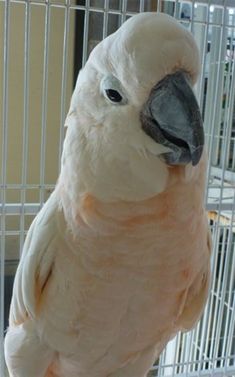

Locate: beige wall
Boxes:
[0,2,75,200]
[0,2,75,263]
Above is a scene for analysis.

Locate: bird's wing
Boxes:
[5,191,62,377]
[176,225,212,331]
[9,191,60,326]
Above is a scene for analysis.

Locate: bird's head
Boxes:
[61,12,204,202]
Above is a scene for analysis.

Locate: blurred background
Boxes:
[0,1,234,376]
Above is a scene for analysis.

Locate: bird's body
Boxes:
[5,12,211,377]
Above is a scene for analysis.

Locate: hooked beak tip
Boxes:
[191,145,204,166]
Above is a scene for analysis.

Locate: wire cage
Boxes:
[0,0,234,376]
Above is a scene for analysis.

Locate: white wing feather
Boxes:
[5,191,61,377]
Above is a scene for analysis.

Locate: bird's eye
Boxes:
[105,89,123,103]
[101,74,127,106]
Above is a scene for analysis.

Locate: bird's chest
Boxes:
[41,212,204,363]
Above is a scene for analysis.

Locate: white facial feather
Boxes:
[62,12,200,202]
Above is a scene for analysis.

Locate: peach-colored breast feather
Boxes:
[5,154,211,377]
[36,155,210,377]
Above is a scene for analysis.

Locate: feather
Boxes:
[5,12,211,377]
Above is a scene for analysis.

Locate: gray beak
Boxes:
[140,71,204,166]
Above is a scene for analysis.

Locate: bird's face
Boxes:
[63,12,204,201]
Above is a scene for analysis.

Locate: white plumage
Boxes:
[5,12,211,377]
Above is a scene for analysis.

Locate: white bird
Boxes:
[5,12,211,377]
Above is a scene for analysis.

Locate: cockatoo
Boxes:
[5,12,211,377]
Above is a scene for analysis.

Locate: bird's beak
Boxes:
[140,71,204,166]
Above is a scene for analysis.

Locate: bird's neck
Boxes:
[57,156,206,238]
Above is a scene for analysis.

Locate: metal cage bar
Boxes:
[0,1,10,375]
[39,1,51,206]
[19,0,30,255]
[58,1,70,171]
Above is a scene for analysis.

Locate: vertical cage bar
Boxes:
[19,1,30,255]
[174,334,182,375]
[214,14,235,229]
[173,0,179,19]
[162,337,178,376]
[202,223,221,370]
[205,6,227,201]
[221,29,234,169]
[197,6,210,110]
[207,225,225,366]
[220,220,235,364]
[120,0,127,24]
[139,0,144,13]
[192,323,200,372]
[82,0,90,67]
[186,331,195,374]
[222,27,235,170]
[198,298,210,372]
[58,0,70,170]
[225,278,235,369]
[157,0,162,12]
[210,226,228,367]
[224,201,235,367]
[39,1,51,206]
[180,334,187,374]
[0,1,10,374]
[190,0,195,33]
[102,0,109,39]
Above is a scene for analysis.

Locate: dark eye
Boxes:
[105,89,123,103]
[101,75,127,105]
